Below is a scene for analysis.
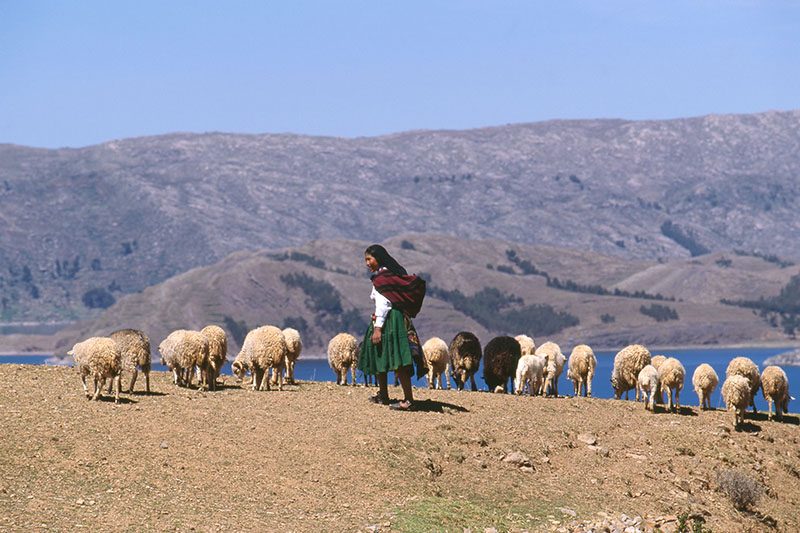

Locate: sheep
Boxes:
[650,354,667,404]
[514,334,536,356]
[201,325,227,391]
[658,357,686,412]
[721,374,751,429]
[281,327,302,384]
[566,344,596,397]
[692,363,719,410]
[760,365,792,421]
[327,333,358,386]
[234,326,287,391]
[610,344,651,401]
[514,354,545,397]
[158,329,212,391]
[483,336,521,393]
[536,341,566,397]
[108,328,151,394]
[68,337,122,404]
[448,331,482,391]
[422,337,450,390]
[726,357,761,414]
[637,365,660,411]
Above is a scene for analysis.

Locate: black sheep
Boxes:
[482,336,521,393]
[448,331,482,391]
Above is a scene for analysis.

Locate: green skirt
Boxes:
[358,309,417,375]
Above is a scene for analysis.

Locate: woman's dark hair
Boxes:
[365,244,407,276]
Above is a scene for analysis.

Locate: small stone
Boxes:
[76,499,84,505]
[577,433,597,445]
[160,442,168,449]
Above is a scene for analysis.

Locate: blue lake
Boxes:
[2,347,796,412]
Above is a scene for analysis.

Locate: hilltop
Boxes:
[0,364,797,532]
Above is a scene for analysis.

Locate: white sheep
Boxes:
[514,353,545,396]
[108,328,151,394]
[158,329,212,391]
[422,337,450,390]
[658,357,685,412]
[201,325,227,391]
[536,341,566,397]
[721,374,751,429]
[281,327,302,384]
[692,363,719,410]
[68,337,122,404]
[610,344,651,401]
[760,365,792,421]
[514,334,536,356]
[650,354,667,404]
[234,326,287,391]
[567,344,596,397]
[637,364,659,411]
[327,333,358,386]
[726,357,761,414]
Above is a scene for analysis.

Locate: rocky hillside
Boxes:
[1,110,800,323]
[21,233,798,356]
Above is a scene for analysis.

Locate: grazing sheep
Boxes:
[201,325,227,391]
[514,354,545,397]
[327,333,358,386]
[658,357,685,412]
[536,341,566,397]
[637,365,660,411]
[721,374,751,429]
[483,336,521,393]
[761,366,792,421]
[650,355,667,404]
[422,337,450,390]
[158,330,212,391]
[514,334,536,356]
[692,363,719,410]
[68,337,122,404]
[567,344,596,397]
[448,331,482,391]
[281,327,302,384]
[726,357,761,414]
[108,329,151,394]
[234,326,287,391]
[610,344,651,401]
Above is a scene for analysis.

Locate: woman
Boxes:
[358,244,425,411]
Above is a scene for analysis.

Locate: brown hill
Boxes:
[1,364,797,532]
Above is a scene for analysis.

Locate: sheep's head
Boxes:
[452,368,466,390]
[610,376,623,399]
[232,359,247,382]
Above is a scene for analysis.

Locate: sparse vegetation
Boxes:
[716,469,763,510]
[400,240,416,250]
[721,272,800,336]
[81,287,115,309]
[733,249,794,268]
[660,220,710,257]
[640,303,679,322]
[601,313,616,324]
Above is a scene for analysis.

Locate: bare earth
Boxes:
[0,365,798,533]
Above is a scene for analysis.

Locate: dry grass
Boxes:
[1,364,798,532]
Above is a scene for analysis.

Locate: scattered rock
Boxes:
[501,451,534,471]
[577,433,597,445]
[160,442,169,449]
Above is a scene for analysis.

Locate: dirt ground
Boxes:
[0,364,798,533]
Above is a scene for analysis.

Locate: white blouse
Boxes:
[370,273,392,328]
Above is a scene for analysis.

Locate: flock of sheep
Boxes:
[68,325,792,428]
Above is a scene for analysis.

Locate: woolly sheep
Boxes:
[610,344,651,401]
[637,365,659,411]
[536,341,566,397]
[327,333,358,386]
[726,357,761,414]
[158,329,212,391]
[281,327,302,385]
[514,353,545,397]
[567,344,596,397]
[761,366,792,421]
[650,355,667,404]
[234,326,287,391]
[448,331,482,391]
[422,337,450,390]
[514,334,536,356]
[68,337,122,404]
[658,357,685,412]
[692,363,719,410]
[483,336,521,393]
[201,325,227,390]
[721,374,751,429]
[108,328,151,394]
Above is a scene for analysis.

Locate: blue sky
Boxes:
[1,0,798,148]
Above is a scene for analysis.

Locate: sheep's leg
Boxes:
[253,369,263,391]
[92,377,102,400]
[587,372,593,397]
[114,374,121,404]
[128,367,138,393]
[350,365,356,388]
[470,375,478,392]
[675,389,680,410]
[767,398,774,420]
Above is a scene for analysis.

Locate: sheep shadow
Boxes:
[411,399,469,413]
[128,390,167,397]
[734,420,762,433]
[745,411,799,426]
[94,395,137,405]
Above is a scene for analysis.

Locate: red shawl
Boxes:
[371,270,426,318]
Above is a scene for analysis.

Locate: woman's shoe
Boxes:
[389,400,413,411]
[368,394,390,405]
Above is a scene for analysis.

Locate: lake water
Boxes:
[2,347,796,412]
